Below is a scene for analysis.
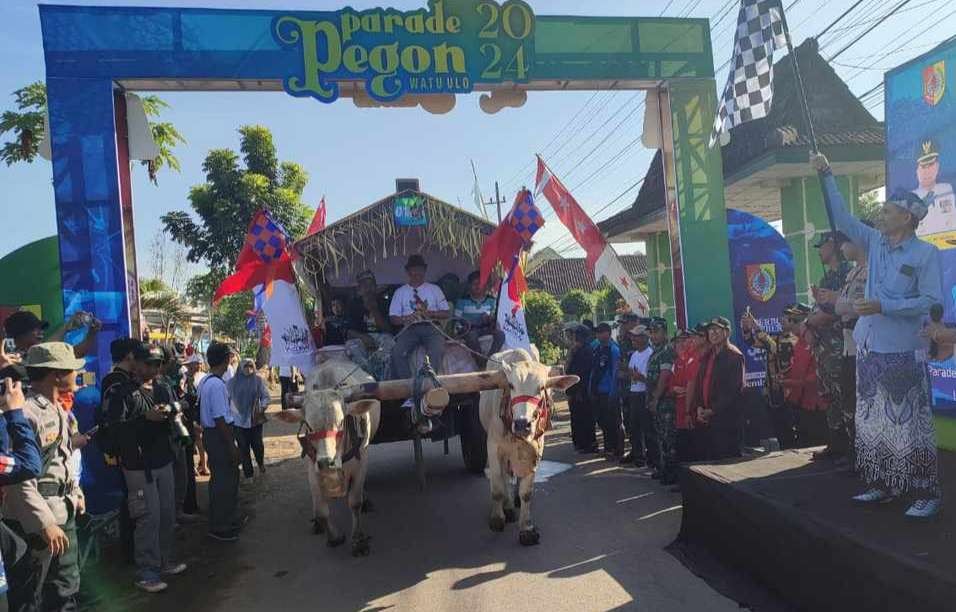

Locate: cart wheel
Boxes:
[459,399,487,474]
[413,431,426,491]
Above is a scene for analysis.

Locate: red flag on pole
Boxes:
[478,189,542,291]
[307,197,327,236]
[535,156,649,315]
[213,210,294,304]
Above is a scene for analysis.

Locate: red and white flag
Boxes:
[535,156,649,316]
[307,197,327,236]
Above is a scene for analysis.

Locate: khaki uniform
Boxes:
[3,393,82,610]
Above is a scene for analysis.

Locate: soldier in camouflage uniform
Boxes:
[807,231,852,461]
[646,318,678,485]
[741,304,810,448]
[616,314,640,464]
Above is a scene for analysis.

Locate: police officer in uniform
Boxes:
[616,313,640,464]
[646,318,678,485]
[3,343,86,611]
[808,231,852,461]
[741,304,810,448]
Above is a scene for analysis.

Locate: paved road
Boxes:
[112,406,741,612]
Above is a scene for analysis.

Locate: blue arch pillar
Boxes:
[48,77,130,377]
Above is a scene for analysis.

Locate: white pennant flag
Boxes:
[259,279,316,374]
[496,266,531,353]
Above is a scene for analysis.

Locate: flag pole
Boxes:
[780,11,832,229]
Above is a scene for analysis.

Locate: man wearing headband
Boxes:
[813,153,943,519]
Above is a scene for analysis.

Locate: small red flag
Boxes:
[307,197,327,235]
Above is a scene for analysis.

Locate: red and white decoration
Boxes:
[535,156,649,316]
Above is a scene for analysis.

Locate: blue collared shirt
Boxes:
[821,171,943,353]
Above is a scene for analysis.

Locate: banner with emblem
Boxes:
[886,38,956,417]
[726,208,796,388]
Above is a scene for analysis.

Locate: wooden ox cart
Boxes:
[293,181,498,486]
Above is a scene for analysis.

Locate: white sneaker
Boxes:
[852,488,895,504]
[904,498,941,519]
[162,562,187,576]
[135,578,168,593]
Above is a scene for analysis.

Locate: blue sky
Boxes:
[1,0,953,278]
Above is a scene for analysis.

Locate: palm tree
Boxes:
[0,83,185,183]
[0,82,45,165]
[140,278,188,342]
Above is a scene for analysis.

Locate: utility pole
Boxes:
[484,181,506,223]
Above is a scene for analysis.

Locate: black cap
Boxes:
[693,322,709,336]
[648,317,668,331]
[784,303,812,318]
[595,322,613,333]
[618,313,640,323]
[134,344,164,364]
[813,231,850,248]
[4,311,49,339]
[707,316,732,331]
[356,270,376,283]
[405,254,427,270]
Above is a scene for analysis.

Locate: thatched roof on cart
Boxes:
[294,188,496,289]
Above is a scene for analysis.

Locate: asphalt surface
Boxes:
[97,405,743,612]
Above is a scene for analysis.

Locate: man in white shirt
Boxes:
[625,326,654,467]
[198,342,240,542]
[389,254,451,380]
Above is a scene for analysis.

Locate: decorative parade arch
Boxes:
[39,1,732,377]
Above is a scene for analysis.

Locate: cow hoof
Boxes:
[327,535,346,548]
[351,536,371,557]
[488,516,506,532]
[503,508,518,523]
[519,528,540,546]
[312,519,325,535]
[361,499,374,513]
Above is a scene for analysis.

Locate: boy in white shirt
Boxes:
[389,254,450,380]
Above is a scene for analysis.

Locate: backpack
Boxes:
[94,370,137,461]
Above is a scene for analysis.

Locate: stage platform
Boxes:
[678,448,956,612]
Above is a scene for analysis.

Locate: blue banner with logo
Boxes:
[886,39,956,416]
[726,209,797,388]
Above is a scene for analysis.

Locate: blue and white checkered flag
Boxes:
[710,0,789,148]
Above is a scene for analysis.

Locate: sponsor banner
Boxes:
[259,279,316,373]
[887,40,956,413]
[726,209,796,388]
[497,265,531,353]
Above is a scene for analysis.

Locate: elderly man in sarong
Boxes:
[813,153,942,519]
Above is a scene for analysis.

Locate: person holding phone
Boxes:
[2,343,87,610]
[0,376,43,612]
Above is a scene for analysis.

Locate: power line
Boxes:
[816,0,870,39]
[827,0,915,62]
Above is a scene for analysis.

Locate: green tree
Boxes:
[524,290,564,364]
[162,125,313,277]
[560,289,593,321]
[0,83,185,183]
[857,189,882,223]
[139,277,187,341]
[185,272,253,346]
[592,286,625,323]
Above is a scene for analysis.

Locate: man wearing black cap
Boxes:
[741,305,807,448]
[389,255,451,381]
[807,231,852,462]
[646,318,677,482]
[3,309,100,360]
[589,322,623,458]
[616,313,640,463]
[565,325,595,453]
[696,317,745,460]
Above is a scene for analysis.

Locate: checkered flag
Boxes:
[709,0,789,148]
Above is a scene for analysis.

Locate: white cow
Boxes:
[479,348,578,545]
[277,360,381,556]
